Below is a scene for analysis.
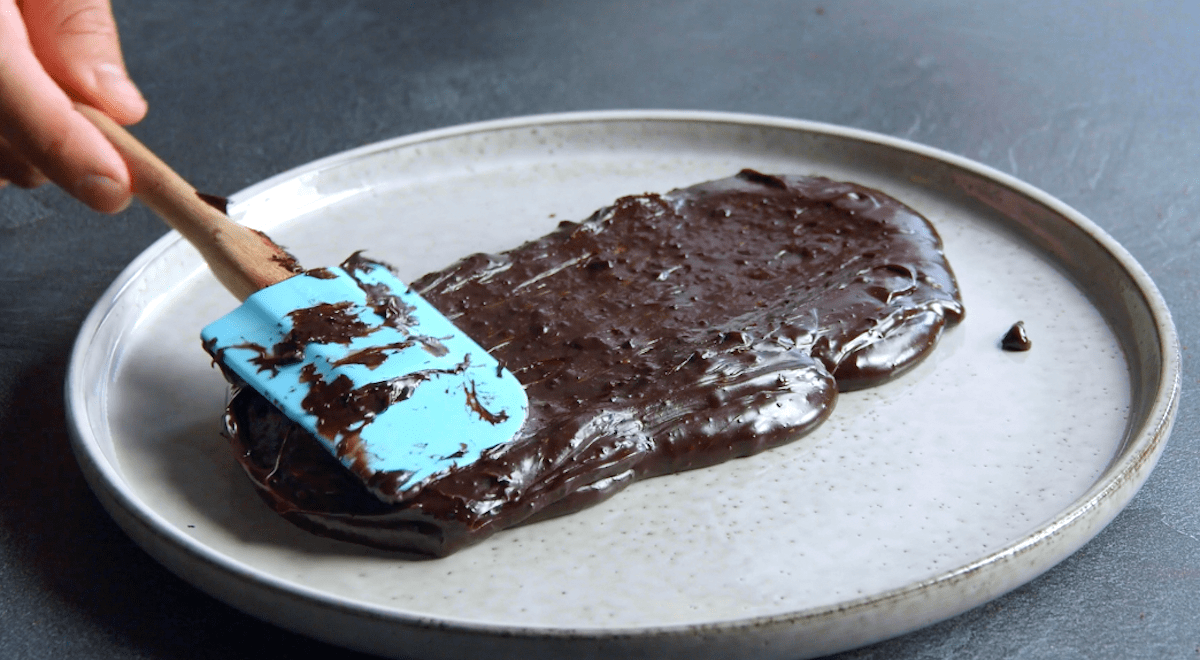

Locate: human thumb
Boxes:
[22,0,147,125]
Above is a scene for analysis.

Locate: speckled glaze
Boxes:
[66,111,1179,659]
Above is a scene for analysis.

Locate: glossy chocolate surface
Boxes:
[1001,321,1033,351]
[223,170,964,557]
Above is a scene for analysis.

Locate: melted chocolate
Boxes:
[1001,321,1032,351]
[197,191,229,214]
[252,301,374,371]
[222,171,964,557]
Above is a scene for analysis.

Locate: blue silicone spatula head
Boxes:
[201,256,528,503]
[76,104,527,505]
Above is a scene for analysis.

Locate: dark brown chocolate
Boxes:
[196,191,229,214]
[1001,321,1032,351]
[221,171,964,557]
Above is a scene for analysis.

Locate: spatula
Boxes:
[79,104,528,504]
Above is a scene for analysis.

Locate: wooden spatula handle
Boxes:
[77,104,298,301]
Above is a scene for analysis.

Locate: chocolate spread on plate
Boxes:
[1001,321,1032,351]
[221,170,965,557]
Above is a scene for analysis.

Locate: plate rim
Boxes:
[65,109,1182,654]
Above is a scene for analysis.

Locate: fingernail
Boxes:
[96,63,148,117]
[76,174,131,213]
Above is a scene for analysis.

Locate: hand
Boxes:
[0,0,147,213]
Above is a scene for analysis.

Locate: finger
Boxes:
[0,134,50,188]
[0,1,131,212]
[22,0,146,125]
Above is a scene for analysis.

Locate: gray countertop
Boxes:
[2,1,1197,658]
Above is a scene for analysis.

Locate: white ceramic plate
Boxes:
[66,111,1179,659]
